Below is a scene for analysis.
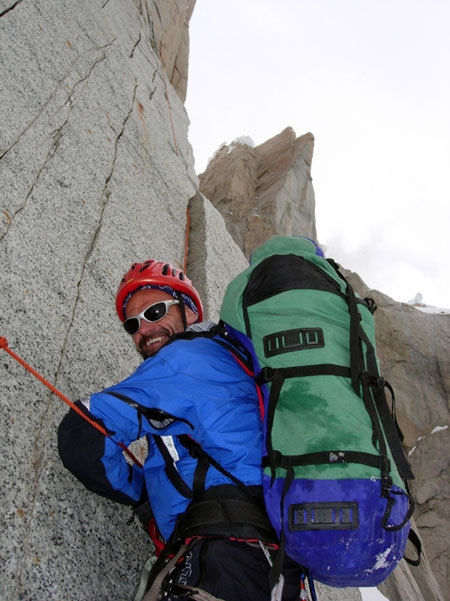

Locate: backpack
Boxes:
[219,235,418,588]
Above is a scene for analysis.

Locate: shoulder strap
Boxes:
[177,435,247,497]
[152,434,247,501]
[153,435,193,499]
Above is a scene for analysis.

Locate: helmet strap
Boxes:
[175,291,188,330]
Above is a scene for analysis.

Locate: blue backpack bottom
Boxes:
[263,475,411,587]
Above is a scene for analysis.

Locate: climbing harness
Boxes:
[138,539,232,601]
[142,542,190,601]
[0,336,142,468]
[258,541,285,601]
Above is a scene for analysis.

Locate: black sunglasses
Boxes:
[123,300,179,335]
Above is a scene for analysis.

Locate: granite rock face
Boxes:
[147,0,196,102]
[1,1,447,601]
[199,127,317,258]
[0,1,232,600]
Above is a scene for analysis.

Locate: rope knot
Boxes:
[0,336,9,349]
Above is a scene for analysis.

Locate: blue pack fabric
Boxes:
[264,478,411,586]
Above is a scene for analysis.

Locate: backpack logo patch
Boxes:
[289,501,359,531]
[263,327,324,357]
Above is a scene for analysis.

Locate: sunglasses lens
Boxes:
[123,318,139,335]
[143,302,168,322]
[123,301,174,335]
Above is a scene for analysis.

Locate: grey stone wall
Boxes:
[0,1,233,599]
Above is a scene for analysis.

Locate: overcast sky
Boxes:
[185,0,450,309]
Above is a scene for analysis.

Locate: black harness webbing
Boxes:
[172,495,277,544]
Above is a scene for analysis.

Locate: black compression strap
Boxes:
[346,280,364,395]
[404,529,422,566]
[358,324,414,480]
[268,460,295,590]
[263,450,390,471]
[262,364,352,383]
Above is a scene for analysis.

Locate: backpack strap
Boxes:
[152,430,249,503]
[403,528,422,566]
[267,459,295,590]
[177,434,248,496]
[153,435,194,499]
[358,338,415,481]
[343,269,366,394]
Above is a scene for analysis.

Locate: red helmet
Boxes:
[115,260,203,322]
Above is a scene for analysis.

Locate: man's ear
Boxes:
[185,306,200,326]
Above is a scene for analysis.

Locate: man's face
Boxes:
[124,288,196,359]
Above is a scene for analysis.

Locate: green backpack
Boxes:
[220,235,418,587]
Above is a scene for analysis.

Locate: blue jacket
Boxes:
[58,331,263,540]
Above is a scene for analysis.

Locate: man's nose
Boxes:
[137,317,156,336]
[138,318,152,336]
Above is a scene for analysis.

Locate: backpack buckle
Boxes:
[360,371,385,390]
[257,366,275,384]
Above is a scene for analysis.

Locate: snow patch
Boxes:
[409,427,447,455]
[230,135,255,148]
[407,292,450,314]
[365,546,394,574]
[226,136,255,154]
[431,425,448,434]
[207,136,256,166]
[408,292,423,305]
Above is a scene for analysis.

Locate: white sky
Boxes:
[185,0,450,308]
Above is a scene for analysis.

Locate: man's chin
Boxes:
[139,337,168,358]
[139,347,156,359]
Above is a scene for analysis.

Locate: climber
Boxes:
[57,259,301,601]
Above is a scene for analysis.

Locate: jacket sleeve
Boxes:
[57,400,145,506]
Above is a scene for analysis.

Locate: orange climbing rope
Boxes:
[162,72,190,273]
[163,75,179,156]
[184,203,190,273]
[0,336,142,468]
